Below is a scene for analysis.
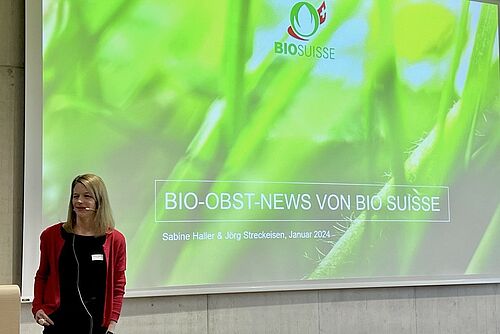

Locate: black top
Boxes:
[55,227,107,334]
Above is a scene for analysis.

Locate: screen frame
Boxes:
[23,0,500,301]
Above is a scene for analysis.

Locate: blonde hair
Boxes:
[63,174,115,236]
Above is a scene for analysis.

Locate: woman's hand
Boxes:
[35,309,54,326]
[107,320,117,333]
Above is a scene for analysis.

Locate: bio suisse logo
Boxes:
[288,1,327,41]
[274,1,335,60]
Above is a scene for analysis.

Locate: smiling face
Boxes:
[72,182,97,219]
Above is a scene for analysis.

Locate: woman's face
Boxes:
[72,182,97,219]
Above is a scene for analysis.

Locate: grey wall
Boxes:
[2,1,500,333]
[0,0,24,286]
[17,285,500,333]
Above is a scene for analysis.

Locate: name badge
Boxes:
[92,254,104,261]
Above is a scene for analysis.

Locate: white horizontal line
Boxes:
[154,179,449,189]
[154,219,451,223]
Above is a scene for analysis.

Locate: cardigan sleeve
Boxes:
[110,232,127,322]
[32,229,50,316]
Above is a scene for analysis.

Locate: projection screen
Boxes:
[23,0,500,299]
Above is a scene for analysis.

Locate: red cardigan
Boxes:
[32,223,126,327]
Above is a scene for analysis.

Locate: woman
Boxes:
[32,174,126,334]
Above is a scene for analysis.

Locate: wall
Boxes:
[2,1,500,333]
[0,0,24,286]
[17,285,500,333]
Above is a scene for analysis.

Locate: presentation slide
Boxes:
[24,0,499,297]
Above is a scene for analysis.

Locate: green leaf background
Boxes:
[42,0,500,289]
